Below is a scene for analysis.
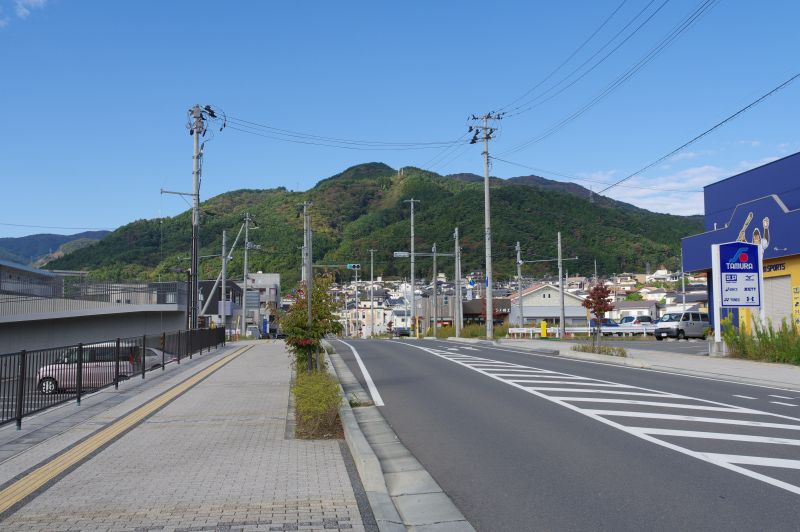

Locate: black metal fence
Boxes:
[0,327,225,429]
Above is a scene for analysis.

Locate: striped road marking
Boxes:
[0,344,252,516]
[401,344,800,496]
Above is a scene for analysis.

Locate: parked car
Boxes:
[393,327,411,337]
[619,316,653,326]
[654,312,710,340]
[589,318,620,336]
[37,344,170,395]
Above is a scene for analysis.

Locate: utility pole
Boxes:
[432,243,438,338]
[369,249,376,337]
[404,199,420,338]
[354,267,360,338]
[516,241,523,327]
[469,112,502,338]
[189,105,205,329]
[558,232,566,340]
[303,202,313,343]
[454,228,462,337]
[221,230,227,334]
[681,247,686,312]
[241,212,253,338]
[594,259,598,286]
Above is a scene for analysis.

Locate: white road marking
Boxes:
[733,395,757,400]
[519,381,633,387]
[770,395,796,400]
[338,340,384,406]
[770,401,798,407]
[397,342,800,496]
[524,388,684,398]
[630,427,800,446]
[585,411,800,430]
[701,454,800,470]
[440,340,800,395]
[555,398,753,413]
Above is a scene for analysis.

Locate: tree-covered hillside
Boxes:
[47,163,703,289]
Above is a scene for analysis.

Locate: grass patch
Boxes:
[572,344,627,358]
[435,323,509,339]
[292,371,342,439]
[723,318,800,365]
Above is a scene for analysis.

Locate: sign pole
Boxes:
[712,244,722,344]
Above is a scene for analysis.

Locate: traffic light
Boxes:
[347,263,361,270]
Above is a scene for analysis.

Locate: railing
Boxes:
[0,280,187,317]
[508,325,657,338]
[0,327,225,428]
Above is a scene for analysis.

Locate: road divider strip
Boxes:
[0,344,252,516]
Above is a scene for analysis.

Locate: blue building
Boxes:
[682,152,800,330]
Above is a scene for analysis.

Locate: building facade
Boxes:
[682,152,800,331]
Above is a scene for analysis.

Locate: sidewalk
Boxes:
[0,341,374,532]
[449,337,800,392]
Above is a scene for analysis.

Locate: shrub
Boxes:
[293,370,342,439]
[722,316,800,365]
[572,344,627,358]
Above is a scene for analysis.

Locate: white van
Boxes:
[654,312,709,340]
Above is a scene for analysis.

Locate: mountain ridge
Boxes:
[46,163,702,289]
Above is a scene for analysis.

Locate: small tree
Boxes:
[582,284,614,348]
[280,274,342,372]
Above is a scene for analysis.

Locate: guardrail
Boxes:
[0,327,225,429]
[509,325,656,338]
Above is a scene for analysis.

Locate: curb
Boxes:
[324,342,404,532]
[324,340,475,532]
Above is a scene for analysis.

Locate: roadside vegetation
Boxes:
[433,323,509,339]
[282,274,344,439]
[572,344,627,357]
[722,317,800,365]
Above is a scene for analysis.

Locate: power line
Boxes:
[489,156,703,193]
[0,222,114,231]
[227,123,469,151]
[499,0,659,115]
[225,115,464,148]
[597,71,800,194]
[501,0,718,155]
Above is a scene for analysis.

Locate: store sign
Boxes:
[717,242,762,307]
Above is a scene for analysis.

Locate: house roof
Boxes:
[510,283,585,304]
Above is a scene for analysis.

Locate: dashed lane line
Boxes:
[733,395,757,400]
[0,344,252,516]
[770,401,798,407]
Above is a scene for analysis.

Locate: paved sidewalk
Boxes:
[0,341,373,532]
[452,337,800,391]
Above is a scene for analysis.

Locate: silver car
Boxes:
[654,312,709,340]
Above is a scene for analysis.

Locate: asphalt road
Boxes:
[331,338,800,532]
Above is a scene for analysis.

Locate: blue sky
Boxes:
[2,0,799,238]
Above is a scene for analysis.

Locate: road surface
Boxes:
[331,338,800,531]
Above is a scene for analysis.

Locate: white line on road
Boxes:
[555,398,753,413]
[629,427,800,446]
[769,395,796,400]
[733,395,757,400]
[770,401,798,407]
[338,340,384,407]
[701,453,800,470]
[398,342,800,495]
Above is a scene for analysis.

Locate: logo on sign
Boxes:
[725,247,754,270]
[725,274,737,282]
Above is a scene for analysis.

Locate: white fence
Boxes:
[508,325,656,338]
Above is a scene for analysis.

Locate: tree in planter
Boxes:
[280,274,342,372]
[582,284,614,349]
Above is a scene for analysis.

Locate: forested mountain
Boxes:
[46,163,703,289]
[0,231,109,266]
